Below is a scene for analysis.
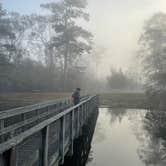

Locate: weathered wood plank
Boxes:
[0,95,98,166]
[43,126,49,166]
[0,96,88,119]
[60,116,65,164]
[10,146,17,166]
[0,96,95,153]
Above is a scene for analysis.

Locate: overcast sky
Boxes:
[2,0,166,77]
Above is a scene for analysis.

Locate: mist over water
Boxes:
[61,108,166,166]
[87,108,147,166]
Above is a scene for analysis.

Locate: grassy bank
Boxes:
[99,93,148,109]
[0,92,71,111]
[0,92,149,111]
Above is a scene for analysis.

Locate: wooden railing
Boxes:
[0,95,98,166]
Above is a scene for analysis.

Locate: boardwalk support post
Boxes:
[68,110,74,156]
[43,125,49,166]
[60,116,65,164]
[10,146,16,166]
[77,107,80,138]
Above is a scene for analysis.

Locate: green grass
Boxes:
[99,92,148,109]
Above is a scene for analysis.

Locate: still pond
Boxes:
[86,108,166,166]
[63,108,166,166]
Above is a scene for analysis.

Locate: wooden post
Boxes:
[81,105,83,126]
[68,110,74,156]
[80,106,82,127]
[43,125,49,166]
[77,107,80,138]
[60,116,65,164]
[0,154,4,166]
[87,101,89,118]
[0,120,4,142]
[0,119,4,129]
[85,103,87,121]
[82,105,84,126]
[84,104,86,122]
[10,146,17,166]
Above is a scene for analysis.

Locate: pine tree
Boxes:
[41,0,93,91]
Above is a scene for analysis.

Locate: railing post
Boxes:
[82,105,84,125]
[69,110,74,156]
[82,105,85,125]
[60,116,65,164]
[0,119,4,130]
[0,154,4,166]
[43,125,49,166]
[10,146,17,166]
[83,104,85,123]
[79,106,82,136]
[77,107,80,138]
[85,102,87,120]
[87,101,89,118]
[80,106,82,127]
[0,119,4,142]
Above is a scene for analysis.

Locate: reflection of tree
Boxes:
[107,108,127,124]
[92,122,106,144]
[136,110,166,166]
[138,137,166,166]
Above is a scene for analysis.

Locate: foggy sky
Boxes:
[87,0,166,77]
[3,0,166,77]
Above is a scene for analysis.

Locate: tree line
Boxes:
[107,68,142,92]
[139,12,166,109]
[0,0,93,92]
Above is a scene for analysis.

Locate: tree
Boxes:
[41,0,93,91]
[28,14,57,72]
[107,68,140,91]
[139,13,166,108]
[0,3,16,91]
[0,3,15,62]
[107,69,129,90]
[8,12,33,64]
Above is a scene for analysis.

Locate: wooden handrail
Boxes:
[0,95,98,166]
[0,95,89,119]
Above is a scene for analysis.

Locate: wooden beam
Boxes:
[43,125,49,166]
[59,116,65,165]
[10,146,17,166]
[68,110,74,156]
[0,96,96,155]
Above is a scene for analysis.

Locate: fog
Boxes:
[1,2,166,166]
[3,0,166,79]
[1,0,166,92]
[87,0,166,77]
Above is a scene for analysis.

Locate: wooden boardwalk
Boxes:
[0,95,98,166]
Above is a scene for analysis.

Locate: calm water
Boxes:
[86,108,166,166]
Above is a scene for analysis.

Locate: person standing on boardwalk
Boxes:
[71,88,81,105]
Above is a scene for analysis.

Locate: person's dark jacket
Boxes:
[72,90,80,105]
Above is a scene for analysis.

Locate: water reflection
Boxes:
[62,108,166,166]
[107,108,127,124]
[88,108,166,166]
[137,111,166,166]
